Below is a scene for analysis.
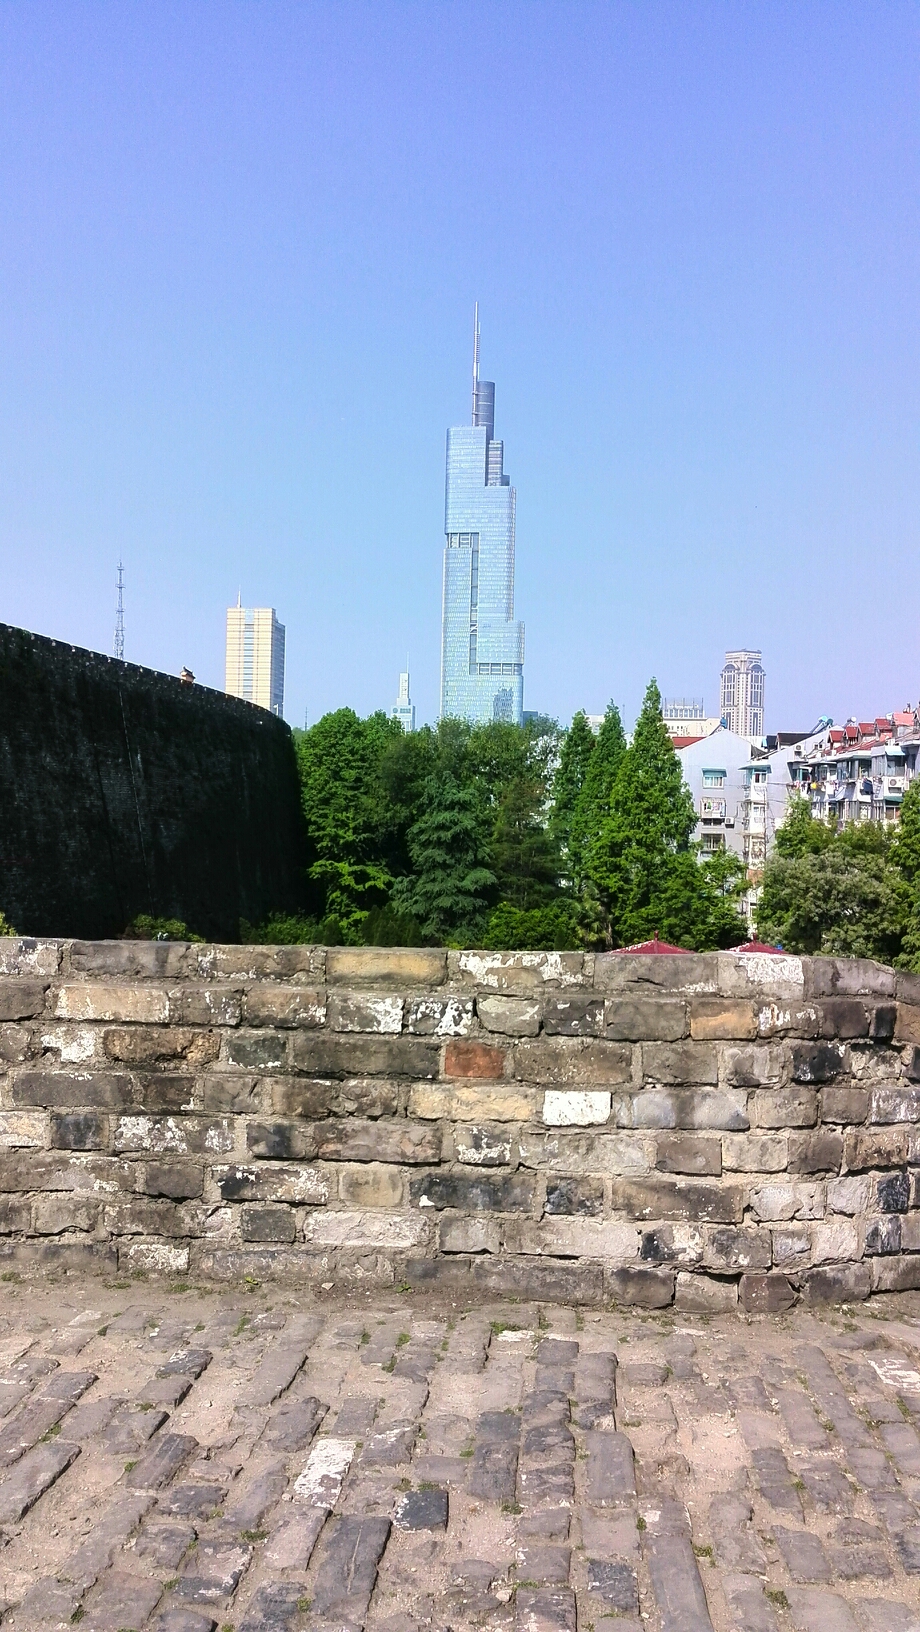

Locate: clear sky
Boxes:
[1,2,917,732]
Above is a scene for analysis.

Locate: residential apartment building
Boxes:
[787,714,920,825]
[720,650,765,738]
[225,605,285,717]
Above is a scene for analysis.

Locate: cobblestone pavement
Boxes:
[2,1280,920,1630]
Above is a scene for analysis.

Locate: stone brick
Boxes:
[103,1198,190,1237]
[753,1086,818,1127]
[0,1150,137,1194]
[702,1225,771,1271]
[0,1110,47,1149]
[822,1085,869,1124]
[439,1213,501,1252]
[543,995,604,1036]
[212,1163,329,1204]
[141,1161,204,1200]
[800,1262,871,1304]
[314,1118,441,1164]
[240,986,325,1027]
[899,1212,920,1250]
[631,1087,749,1131]
[639,1223,704,1264]
[740,1271,796,1313]
[274,1076,398,1119]
[655,1133,721,1176]
[608,1176,743,1223]
[134,1075,200,1114]
[12,1069,133,1109]
[805,957,895,998]
[453,1124,511,1165]
[594,951,718,992]
[327,994,404,1034]
[476,995,542,1036]
[869,1003,898,1042]
[721,1043,785,1087]
[326,946,447,987]
[640,1041,719,1084]
[748,1180,824,1221]
[104,1026,220,1066]
[519,1130,654,1177]
[0,981,46,1021]
[246,1120,317,1161]
[810,1219,859,1263]
[896,1005,920,1045]
[845,1126,909,1170]
[788,1130,844,1174]
[338,1163,404,1208]
[196,944,323,981]
[406,997,474,1036]
[443,1038,508,1078]
[0,1195,31,1232]
[409,1082,537,1121]
[302,1210,430,1250]
[791,1041,846,1083]
[471,1255,604,1303]
[872,1255,920,1293]
[409,1170,535,1212]
[50,1111,106,1151]
[869,1085,920,1123]
[457,949,586,994]
[32,1195,99,1234]
[0,939,62,977]
[772,1222,811,1267]
[517,1217,637,1260]
[166,986,242,1026]
[865,1215,901,1255]
[114,1115,234,1156]
[605,1264,675,1306]
[722,1133,789,1172]
[224,1032,289,1070]
[201,1072,267,1114]
[719,951,805,997]
[54,983,169,1023]
[817,999,870,1038]
[826,1175,869,1215]
[292,1034,439,1079]
[542,1090,611,1126]
[756,1001,821,1038]
[241,1205,296,1243]
[512,1038,631,1086]
[876,1170,910,1212]
[603,997,687,1041]
[688,999,758,1040]
[675,1270,739,1312]
[544,1176,604,1215]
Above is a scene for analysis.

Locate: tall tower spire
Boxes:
[114,561,125,660]
[472,301,480,424]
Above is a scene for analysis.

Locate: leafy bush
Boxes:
[124,915,204,943]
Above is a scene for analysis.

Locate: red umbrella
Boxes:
[611,933,691,954]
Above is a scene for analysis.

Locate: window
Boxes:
[701,833,725,852]
[702,770,726,788]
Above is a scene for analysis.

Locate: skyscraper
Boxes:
[225,603,285,717]
[392,669,415,733]
[439,306,524,724]
[720,649,765,738]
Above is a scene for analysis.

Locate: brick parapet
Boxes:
[2,940,920,1308]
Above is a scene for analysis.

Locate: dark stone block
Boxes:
[788,1130,844,1174]
[542,996,604,1036]
[791,1042,846,1083]
[740,1271,796,1313]
[293,1033,439,1080]
[866,1216,901,1255]
[870,1004,898,1042]
[878,1171,910,1212]
[394,1487,448,1530]
[142,1160,203,1200]
[50,1111,106,1151]
[818,1000,870,1039]
[544,1177,603,1216]
[606,1265,675,1307]
[586,1560,638,1612]
[409,1171,534,1212]
[241,1206,296,1244]
[246,1120,317,1161]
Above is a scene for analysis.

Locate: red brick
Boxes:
[443,1039,507,1079]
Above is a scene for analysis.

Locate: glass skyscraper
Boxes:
[439,307,524,724]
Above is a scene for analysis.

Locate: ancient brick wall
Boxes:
[0,624,304,939]
[2,939,920,1310]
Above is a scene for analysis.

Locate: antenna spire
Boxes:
[114,561,125,660]
[472,301,480,423]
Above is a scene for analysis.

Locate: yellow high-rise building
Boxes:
[225,604,285,717]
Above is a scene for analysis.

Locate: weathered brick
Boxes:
[453,1124,511,1165]
[114,1116,234,1156]
[655,1133,721,1176]
[70,939,185,977]
[542,1090,611,1126]
[639,1223,704,1264]
[0,1195,31,1232]
[50,1112,106,1151]
[408,1171,534,1211]
[719,951,805,997]
[791,1041,846,1083]
[195,943,322,980]
[406,997,474,1036]
[788,1130,844,1174]
[103,1198,190,1237]
[519,1130,654,1177]
[865,1215,901,1255]
[740,1271,796,1312]
[826,1174,868,1215]
[104,1027,220,1066]
[11,1070,134,1110]
[805,957,895,998]
[470,1254,602,1303]
[517,1217,637,1260]
[0,982,46,1021]
[327,994,404,1034]
[439,1214,501,1252]
[246,1120,318,1160]
[274,1076,398,1119]
[756,1001,820,1038]
[54,984,169,1023]
[326,947,446,987]
[771,1222,811,1267]
[800,1262,871,1303]
[339,1163,405,1207]
[240,986,325,1028]
[877,1170,910,1212]
[476,995,542,1036]
[702,1225,771,1271]
[631,1087,749,1131]
[603,996,687,1041]
[594,951,717,992]
[315,1118,441,1164]
[675,1270,739,1312]
[869,1085,920,1123]
[869,1003,898,1042]
[166,986,242,1026]
[141,1161,204,1199]
[409,1082,537,1121]
[543,995,604,1036]
[640,1041,719,1084]
[544,1176,604,1216]
[224,1032,289,1070]
[457,949,586,994]
[872,1255,920,1292]
[443,1038,508,1079]
[513,1038,632,1086]
[605,1265,675,1306]
[810,1218,859,1262]
[754,1086,818,1128]
[302,1210,431,1250]
[609,1177,743,1223]
[688,999,757,1040]
[213,1163,329,1204]
[822,1085,869,1124]
[748,1180,824,1222]
[292,1034,438,1079]
[845,1126,909,1170]
[0,1151,137,1194]
[0,1110,47,1149]
[722,1133,789,1172]
[202,1072,268,1114]
[32,1195,99,1234]
[721,1043,785,1086]
[241,1205,296,1243]
[817,999,870,1039]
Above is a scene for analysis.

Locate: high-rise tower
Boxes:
[720,650,765,738]
[439,306,524,724]
[225,602,285,717]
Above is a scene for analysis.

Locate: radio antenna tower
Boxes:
[114,561,125,660]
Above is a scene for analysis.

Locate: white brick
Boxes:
[54,984,169,1022]
[810,1219,859,1264]
[0,1111,47,1149]
[542,1090,612,1127]
[124,1242,190,1274]
[517,1218,638,1260]
[301,1210,431,1250]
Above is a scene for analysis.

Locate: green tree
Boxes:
[773,794,839,858]
[492,777,561,910]
[389,774,497,943]
[550,711,596,881]
[294,709,403,933]
[568,703,626,890]
[482,900,582,951]
[756,847,904,960]
[893,779,920,969]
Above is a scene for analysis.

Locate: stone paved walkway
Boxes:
[1,1278,920,1630]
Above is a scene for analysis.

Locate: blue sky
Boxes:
[1,2,917,731]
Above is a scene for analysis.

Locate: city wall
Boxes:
[3,940,920,1311]
[0,624,304,941]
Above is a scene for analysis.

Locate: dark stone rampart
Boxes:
[0,624,304,939]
